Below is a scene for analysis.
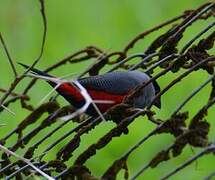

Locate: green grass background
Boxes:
[0,0,215,179]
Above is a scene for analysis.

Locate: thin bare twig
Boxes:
[0,32,17,77]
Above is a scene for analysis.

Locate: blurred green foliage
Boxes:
[0,0,214,179]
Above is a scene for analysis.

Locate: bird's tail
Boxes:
[18,62,84,108]
[18,62,52,77]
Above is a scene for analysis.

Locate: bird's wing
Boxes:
[79,71,147,95]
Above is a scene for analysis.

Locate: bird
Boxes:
[18,63,161,116]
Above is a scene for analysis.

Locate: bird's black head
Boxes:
[152,80,161,109]
[145,71,161,109]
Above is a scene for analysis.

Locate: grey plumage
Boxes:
[80,71,157,108]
